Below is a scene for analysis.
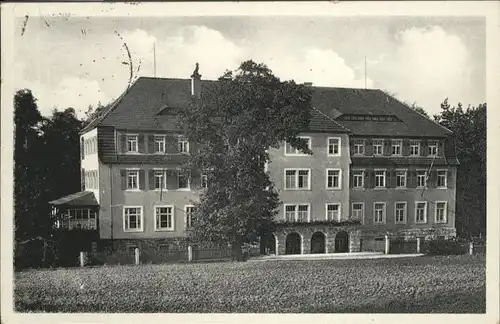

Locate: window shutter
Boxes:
[364,170,369,188]
[402,139,410,156]
[81,168,85,191]
[167,169,178,190]
[408,170,416,188]
[349,140,355,156]
[390,169,397,188]
[138,134,146,153]
[120,134,127,153]
[365,139,373,156]
[438,141,444,157]
[349,170,353,188]
[148,135,155,153]
[421,140,428,156]
[80,138,85,160]
[370,169,376,188]
[120,170,127,190]
[428,170,436,188]
[149,170,155,190]
[166,135,177,154]
[384,139,391,156]
[447,169,453,189]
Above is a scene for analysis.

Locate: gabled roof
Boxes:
[83,77,452,138]
[49,191,98,207]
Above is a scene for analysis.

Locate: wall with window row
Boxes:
[349,137,445,157]
[116,131,191,155]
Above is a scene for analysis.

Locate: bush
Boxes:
[425,239,468,255]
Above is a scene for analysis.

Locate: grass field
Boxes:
[14,254,485,313]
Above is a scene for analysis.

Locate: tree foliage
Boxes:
[177,60,313,260]
[410,102,430,118]
[434,99,486,238]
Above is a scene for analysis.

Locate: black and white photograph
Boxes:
[1,1,498,322]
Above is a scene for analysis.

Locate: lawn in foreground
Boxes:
[14,254,485,313]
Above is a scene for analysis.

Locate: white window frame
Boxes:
[126,169,140,191]
[123,206,144,232]
[352,169,364,189]
[178,136,189,154]
[326,168,342,190]
[437,169,448,189]
[325,203,341,221]
[153,169,167,191]
[415,201,428,224]
[352,202,364,223]
[373,139,384,156]
[177,171,191,191]
[154,205,175,231]
[154,135,166,154]
[374,169,386,189]
[391,139,403,156]
[396,169,407,189]
[126,134,139,153]
[284,168,311,190]
[327,137,341,156]
[435,201,448,223]
[373,202,386,224]
[428,140,439,157]
[284,136,312,156]
[353,139,365,155]
[410,140,420,156]
[185,205,195,229]
[283,203,311,222]
[394,201,407,224]
[416,170,427,188]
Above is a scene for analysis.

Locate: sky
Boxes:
[13,15,486,118]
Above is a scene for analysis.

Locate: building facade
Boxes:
[49,66,458,255]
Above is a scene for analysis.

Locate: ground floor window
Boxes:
[435,201,447,223]
[185,206,195,228]
[155,206,174,230]
[123,206,143,232]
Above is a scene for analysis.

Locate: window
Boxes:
[284,169,310,190]
[201,174,208,189]
[396,170,407,188]
[155,206,174,231]
[352,170,364,188]
[126,135,138,153]
[185,206,195,228]
[127,170,139,190]
[284,204,310,222]
[63,209,97,230]
[178,136,189,153]
[123,206,143,232]
[326,169,341,189]
[285,137,311,155]
[352,203,364,221]
[417,171,427,188]
[375,170,386,188]
[437,170,447,188]
[415,202,427,223]
[326,204,341,221]
[374,203,386,224]
[428,140,438,156]
[391,140,402,155]
[353,139,365,155]
[395,202,407,224]
[328,138,340,156]
[410,140,420,156]
[373,139,383,155]
[178,172,190,190]
[435,201,447,223]
[154,171,165,190]
[154,135,165,153]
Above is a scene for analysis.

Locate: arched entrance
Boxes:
[259,233,277,255]
[335,231,349,253]
[285,232,302,255]
[310,232,326,254]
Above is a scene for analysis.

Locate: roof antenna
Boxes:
[153,42,157,77]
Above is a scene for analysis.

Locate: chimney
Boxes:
[191,63,202,99]
[303,82,313,86]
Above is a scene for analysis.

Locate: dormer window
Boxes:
[428,140,438,156]
[353,139,365,155]
[391,140,402,156]
[373,139,384,156]
[126,135,138,153]
[410,140,420,156]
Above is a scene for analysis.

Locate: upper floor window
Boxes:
[396,170,407,188]
[326,169,341,189]
[326,204,341,221]
[410,140,420,156]
[284,169,310,190]
[126,170,139,190]
[391,140,402,155]
[178,171,190,190]
[353,139,365,155]
[374,170,386,188]
[178,136,189,154]
[284,204,310,222]
[373,139,384,156]
[328,138,340,156]
[126,135,138,153]
[285,137,311,155]
[417,170,427,188]
[374,202,386,224]
[154,135,166,153]
[154,170,166,190]
[428,140,439,156]
[352,170,364,188]
[437,170,447,188]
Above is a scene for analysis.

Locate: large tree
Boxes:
[177,60,313,260]
[434,99,486,238]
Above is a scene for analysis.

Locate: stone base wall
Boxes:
[361,227,457,241]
